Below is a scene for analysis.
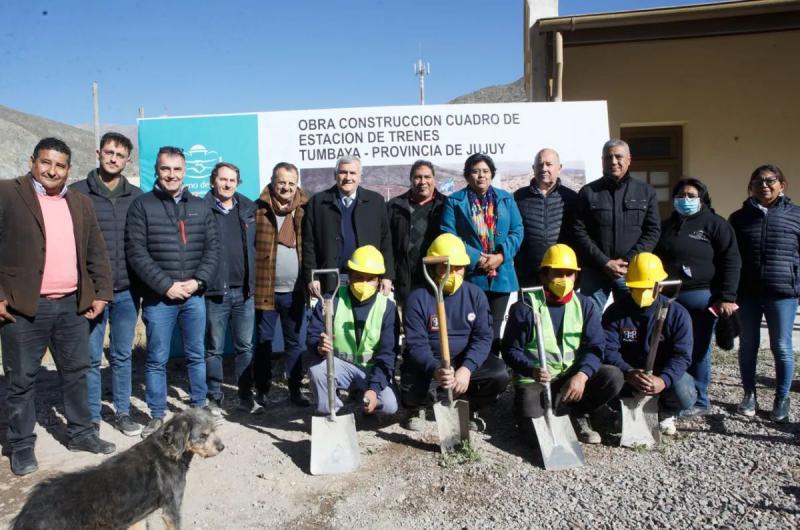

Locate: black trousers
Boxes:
[1,295,93,451]
[401,354,510,410]
[513,364,624,419]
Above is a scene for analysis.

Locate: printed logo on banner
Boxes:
[138,114,260,199]
[184,145,222,180]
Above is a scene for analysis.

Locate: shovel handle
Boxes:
[324,297,336,421]
[530,293,555,413]
[643,280,682,375]
[437,301,451,369]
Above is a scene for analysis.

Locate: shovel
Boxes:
[620,279,682,449]
[520,287,585,470]
[422,256,471,453]
[310,268,361,475]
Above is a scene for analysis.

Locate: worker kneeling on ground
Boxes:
[307,245,399,416]
[501,244,624,444]
[400,234,510,432]
[602,252,697,435]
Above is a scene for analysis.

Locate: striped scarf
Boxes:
[468,186,498,278]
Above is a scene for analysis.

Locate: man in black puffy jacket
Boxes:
[573,139,661,312]
[514,148,578,287]
[125,146,220,437]
[70,132,143,437]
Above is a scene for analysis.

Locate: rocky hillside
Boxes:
[448,77,527,104]
[0,105,139,183]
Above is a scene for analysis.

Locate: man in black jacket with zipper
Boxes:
[573,139,661,312]
[387,160,446,306]
[514,148,578,287]
[125,146,220,437]
[202,162,260,416]
[70,132,143,437]
[303,156,394,297]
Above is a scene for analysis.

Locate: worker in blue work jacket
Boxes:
[307,245,399,416]
[602,252,697,436]
[400,233,510,432]
[501,244,624,444]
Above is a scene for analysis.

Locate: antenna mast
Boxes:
[414,58,430,105]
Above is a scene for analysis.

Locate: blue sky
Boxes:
[0,1,726,125]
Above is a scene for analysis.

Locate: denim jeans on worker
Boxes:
[87,289,139,420]
[142,295,207,418]
[579,266,629,313]
[660,372,698,414]
[738,293,798,400]
[205,288,255,401]
[308,356,398,415]
[247,290,306,396]
[676,289,717,408]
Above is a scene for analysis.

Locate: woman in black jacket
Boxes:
[655,178,740,416]
[729,165,800,423]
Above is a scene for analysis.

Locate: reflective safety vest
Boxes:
[333,286,388,369]
[517,290,583,384]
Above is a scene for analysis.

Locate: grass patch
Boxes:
[438,439,481,467]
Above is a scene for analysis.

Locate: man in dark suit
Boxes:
[303,156,394,296]
[0,137,116,476]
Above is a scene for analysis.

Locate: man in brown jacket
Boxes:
[244,162,310,407]
[0,137,115,476]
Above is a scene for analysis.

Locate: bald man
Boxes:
[513,148,578,287]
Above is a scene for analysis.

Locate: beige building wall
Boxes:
[562,29,800,217]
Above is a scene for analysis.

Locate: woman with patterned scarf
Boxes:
[441,153,524,351]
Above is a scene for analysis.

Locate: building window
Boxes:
[621,125,683,219]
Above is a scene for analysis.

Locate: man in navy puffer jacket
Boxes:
[125,146,220,437]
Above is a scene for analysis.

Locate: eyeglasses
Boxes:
[750,177,779,187]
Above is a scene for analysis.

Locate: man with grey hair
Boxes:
[245,162,312,407]
[513,148,578,287]
[572,139,660,311]
[303,156,394,297]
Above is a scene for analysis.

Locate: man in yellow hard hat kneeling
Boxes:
[602,252,696,435]
[307,245,399,416]
[401,234,510,432]
[501,244,624,444]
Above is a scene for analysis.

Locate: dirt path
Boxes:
[2,348,799,529]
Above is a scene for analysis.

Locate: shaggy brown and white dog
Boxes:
[12,408,224,530]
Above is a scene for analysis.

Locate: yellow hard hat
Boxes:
[625,252,668,288]
[426,233,470,266]
[347,245,386,275]
[540,244,580,271]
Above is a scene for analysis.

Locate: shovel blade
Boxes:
[620,395,660,449]
[531,413,585,470]
[310,413,360,475]
[433,399,470,453]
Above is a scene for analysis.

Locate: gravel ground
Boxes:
[1,342,798,529]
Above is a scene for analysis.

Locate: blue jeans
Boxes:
[738,293,798,400]
[580,266,629,313]
[87,289,139,420]
[676,289,717,408]
[247,290,306,395]
[142,295,207,418]
[308,356,398,415]
[204,288,255,401]
[622,372,696,414]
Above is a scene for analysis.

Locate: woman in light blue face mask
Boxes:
[654,178,742,418]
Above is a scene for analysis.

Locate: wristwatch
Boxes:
[194,278,206,293]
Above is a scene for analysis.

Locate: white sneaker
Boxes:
[659,416,677,436]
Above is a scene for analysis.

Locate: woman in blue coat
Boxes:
[441,153,524,349]
[729,164,800,423]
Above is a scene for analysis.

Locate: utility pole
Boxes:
[138,106,144,119]
[414,59,430,105]
[92,81,100,149]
